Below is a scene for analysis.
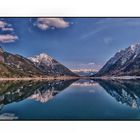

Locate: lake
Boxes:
[0,78,140,120]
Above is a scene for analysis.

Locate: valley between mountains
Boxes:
[1,43,140,80]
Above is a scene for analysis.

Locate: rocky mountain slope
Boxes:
[28,53,77,77]
[0,47,77,78]
[0,47,44,77]
[95,43,140,76]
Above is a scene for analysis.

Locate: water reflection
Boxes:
[95,79,140,109]
[71,79,98,87]
[0,79,77,109]
[0,78,140,120]
[0,113,18,120]
[29,80,77,103]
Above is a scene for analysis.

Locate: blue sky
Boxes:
[1,18,140,70]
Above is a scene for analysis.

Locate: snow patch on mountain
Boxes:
[29,53,55,66]
[28,53,77,76]
[96,43,140,76]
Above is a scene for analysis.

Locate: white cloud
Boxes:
[0,21,7,28]
[0,20,17,43]
[78,62,95,68]
[88,62,95,65]
[0,34,18,43]
[0,20,14,31]
[80,26,107,40]
[2,27,14,31]
[35,18,69,30]
[103,37,112,45]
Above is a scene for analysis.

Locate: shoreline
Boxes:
[0,76,80,81]
[0,76,139,81]
[90,76,140,80]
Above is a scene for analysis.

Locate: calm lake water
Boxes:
[0,78,140,120]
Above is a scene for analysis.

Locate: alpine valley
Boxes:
[0,47,77,78]
[1,43,140,78]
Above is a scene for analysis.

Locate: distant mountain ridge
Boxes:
[95,43,140,76]
[72,69,98,76]
[0,47,77,78]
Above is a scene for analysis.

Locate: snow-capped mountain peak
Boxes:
[0,47,4,53]
[130,43,140,52]
[29,53,54,66]
[96,43,140,76]
[130,44,137,51]
[28,53,77,76]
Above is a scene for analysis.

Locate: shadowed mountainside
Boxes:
[95,44,140,76]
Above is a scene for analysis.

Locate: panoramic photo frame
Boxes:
[0,17,139,120]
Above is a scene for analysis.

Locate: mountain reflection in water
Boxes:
[71,79,140,109]
[0,79,77,109]
[95,79,140,109]
[0,78,140,120]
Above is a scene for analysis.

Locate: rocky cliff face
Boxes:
[96,43,140,76]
